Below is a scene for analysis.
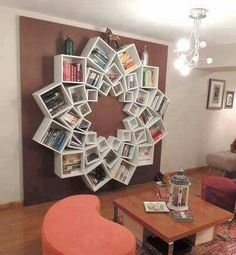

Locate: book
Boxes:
[144,201,169,213]
[171,211,194,222]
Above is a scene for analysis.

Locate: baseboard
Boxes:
[0,200,23,211]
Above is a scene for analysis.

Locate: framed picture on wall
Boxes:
[225,91,234,109]
[207,79,225,110]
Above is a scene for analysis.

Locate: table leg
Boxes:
[167,242,174,255]
[114,206,118,223]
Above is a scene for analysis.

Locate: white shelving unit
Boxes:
[137,143,154,166]
[54,54,87,84]
[33,82,73,118]
[54,150,85,178]
[81,37,116,72]
[67,84,87,105]
[140,65,159,89]
[117,44,142,75]
[33,118,72,153]
[32,36,169,192]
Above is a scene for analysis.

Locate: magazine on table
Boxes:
[144,201,169,213]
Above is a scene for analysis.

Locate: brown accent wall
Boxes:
[20,16,168,205]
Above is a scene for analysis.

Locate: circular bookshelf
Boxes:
[32,36,170,191]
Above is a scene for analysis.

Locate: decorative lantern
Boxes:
[167,167,191,211]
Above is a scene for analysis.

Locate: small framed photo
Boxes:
[207,79,225,110]
[225,91,234,109]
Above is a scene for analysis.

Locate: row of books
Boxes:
[126,75,136,89]
[118,51,137,72]
[104,150,117,166]
[87,165,106,186]
[139,110,152,125]
[41,88,66,115]
[157,97,169,116]
[63,154,82,174]
[149,124,164,142]
[115,163,129,182]
[90,48,109,69]
[62,110,81,128]
[87,71,100,87]
[142,70,155,87]
[63,61,82,82]
[122,144,132,158]
[42,127,68,151]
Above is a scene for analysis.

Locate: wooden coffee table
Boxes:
[113,192,233,255]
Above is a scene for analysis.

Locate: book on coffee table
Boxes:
[144,201,170,213]
[171,211,194,222]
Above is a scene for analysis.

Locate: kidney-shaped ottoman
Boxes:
[42,195,136,255]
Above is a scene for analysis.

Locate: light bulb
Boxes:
[174,58,184,70]
[200,41,207,48]
[176,38,190,52]
[206,57,213,64]
[192,54,199,63]
[180,65,191,76]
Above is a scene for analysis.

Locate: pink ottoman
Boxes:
[201,176,236,212]
[42,195,136,255]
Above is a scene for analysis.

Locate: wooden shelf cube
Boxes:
[56,107,82,130]
[67,84,87,105]
[147,118,167,144]
[76,102,92,117]
[105,63,123,85]
[67,130,87,149]
[87,89,98,102]
[122,116,139,130]
[86,67,103,89]
[117,129,132,142]
[141,65,159,89]
[137,143,154,166]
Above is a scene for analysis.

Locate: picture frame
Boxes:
[207,79,225,110]
[225,91,234,109]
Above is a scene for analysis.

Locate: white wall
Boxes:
[161,45,236,172]
[0,6,236,203]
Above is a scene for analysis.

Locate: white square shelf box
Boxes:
[107,136,122,152]
[76,102,92,117]
[75,118,91,132]
[121,143,135,160]
[99,80,111,96]
[54,149,85,178]
[137,107,153,126]
[86,67,103,89]
[67,130,87,149]
[81,37,116,72]
[84,145,101,166]
[137,143,154,166]
[85,131,97,145]
[147,118,167,144]
[125,73,139,90]
[110,81,124,97]
[156,96,170,116]
[67,84,87,105]
[135,89,149,106]
[97,136,109,153]
[87,89,98,102]
[122,116,139,130]
[150,90,165,110]
[123,103,140,117]
[103,148,119,169]
[56,107,82,130]
[117,129,132,142]
[113,159,136,185]
[105,63,123,85]
[117,44,142,75]
[33,118,72,153]
[54,54,87,84]
[33,82,73,118]
[141,65,159,89]
[83,162,111,192]
[133,127,147,144]
[119,91,134,103]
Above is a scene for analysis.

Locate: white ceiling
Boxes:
[1,0,236,44]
